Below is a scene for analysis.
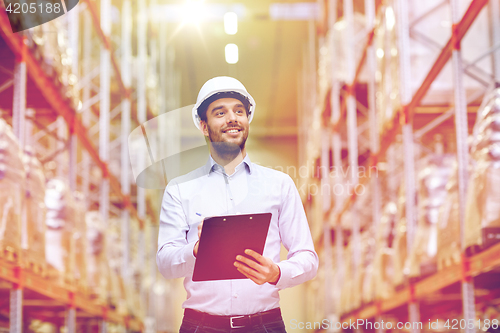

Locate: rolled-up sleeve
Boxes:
[275,175,319,290]
[156,181,196,279]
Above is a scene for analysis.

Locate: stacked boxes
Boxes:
[408,155,454,278]
[45,178,76,283]
[85,211,109,303]
[372,203,397,301]
[28,19,78,108]
[22,146,47,274]
[466,88,500,251]
[73,192,88,291]
[0,119,25,262]
[437,164,462,269]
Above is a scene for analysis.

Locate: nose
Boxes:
[226,109,238,123]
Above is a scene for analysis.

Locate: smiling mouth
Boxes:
[223,128,241,134]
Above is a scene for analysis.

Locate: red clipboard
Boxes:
[192,213,272,282]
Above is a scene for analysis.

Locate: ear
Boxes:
[200,120,209,137]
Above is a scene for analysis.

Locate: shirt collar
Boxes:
[205,154,253,175]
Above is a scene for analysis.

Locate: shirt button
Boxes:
[233,294,238,298]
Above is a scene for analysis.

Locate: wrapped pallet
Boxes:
[126,280,143,321]
[73,192,87,292]
[127,218,144,320]
[466,88,500,251]
[358,227,376,305]
[28,19,78,108]
[392,184,408,287]
[374,0,490,133]
[45,178,75,283]
[437,163,462,269]
[339,242,352,315]
[22,146,47,275]
[349,191,376,307]
[0,119,25,262]
[408,155,454,278]
[108,218,127,314]
[338,213,356,316]
[372,202,397,300]
[85,211,109,303]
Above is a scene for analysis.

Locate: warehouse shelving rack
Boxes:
[0,0,179,331]
[300,0,500,331]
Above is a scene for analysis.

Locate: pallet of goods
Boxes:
[45,178,76,284]
[466,88,500,254]
[0,119,25,263]
[21,146,47,276]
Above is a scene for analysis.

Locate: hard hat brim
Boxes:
[192,88,256,130]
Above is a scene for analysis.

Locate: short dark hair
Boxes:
[197,91,251,122]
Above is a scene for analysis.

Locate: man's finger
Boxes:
[235,255,261,271]
[237,268,259,284]
[243,249,266,264]
[235,265,263,284]
[234,261,264,278]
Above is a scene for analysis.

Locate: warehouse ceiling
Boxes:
[160,0,374,140]
[163,0,320,139]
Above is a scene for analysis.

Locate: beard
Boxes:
[207,123,248,158]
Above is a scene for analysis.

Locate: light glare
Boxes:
[182,0,205,24]
[225,44,239,64]
[385,7,395,31]
[224,12,238,35]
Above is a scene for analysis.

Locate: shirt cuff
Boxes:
[183,241,197,267]
[269,265,281,285]
[274,262,290,289]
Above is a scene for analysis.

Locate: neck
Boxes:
[210,145,246,176]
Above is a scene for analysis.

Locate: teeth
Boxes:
[226,129,239,133]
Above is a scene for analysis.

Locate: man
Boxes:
[157,76,318,332]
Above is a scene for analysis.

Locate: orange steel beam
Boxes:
[0,8,145,229]
[406,0,488,123]
[329,2,380,129]
[331,27,376,131]
[341,241,500,321]
[353,27,376,88]
[317,0,487,248]
[81,0,156,122]
[0,258,143,330]
[324,20,379,234]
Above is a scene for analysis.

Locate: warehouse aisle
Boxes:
[0,0,499,332]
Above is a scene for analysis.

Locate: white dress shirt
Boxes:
[156,154,318,316]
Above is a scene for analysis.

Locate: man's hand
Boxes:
[193,220,203,257]
[234,249,280,285]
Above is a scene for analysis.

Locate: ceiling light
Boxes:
[182,0,205,24]
[225,44,238,64]
[385,7,395,31]
[224,12,237,35]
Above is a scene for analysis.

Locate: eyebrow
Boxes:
[210,103,245,114]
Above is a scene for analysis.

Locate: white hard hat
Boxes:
[192,76,256,130]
